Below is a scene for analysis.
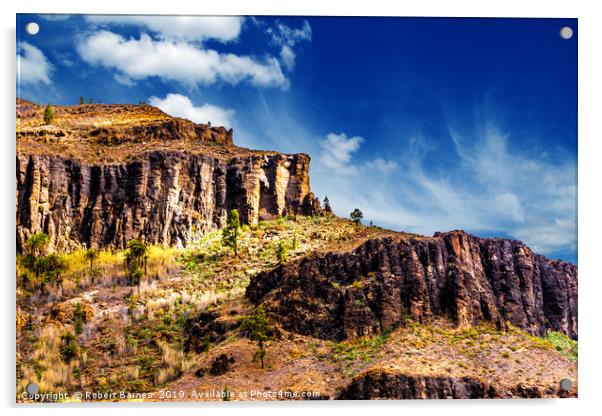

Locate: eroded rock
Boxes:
[247,231,578,341]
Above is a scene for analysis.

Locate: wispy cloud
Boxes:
[319,133,364,176]
[313,125,576,257]
[17,42,53,86]
[77,31,287,88]
[266,20,312,70]
[149,93,234,128]
[365,158,398,174]
[85,15,244,43]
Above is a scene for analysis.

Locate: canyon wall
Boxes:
[16,151,318,252]
[247,230,578,340]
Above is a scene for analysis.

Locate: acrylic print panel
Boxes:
[16,14,577,402]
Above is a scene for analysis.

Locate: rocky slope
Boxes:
[16,100,320,251]
[247,230,578,341]
[16,99,578,401]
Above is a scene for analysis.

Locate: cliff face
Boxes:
[338,371,574,399]
[16,101,319,251]
[16,151,318,252]
[247,230,578,340]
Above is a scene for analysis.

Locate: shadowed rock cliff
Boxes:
[338,370,574,399]
[16,101,321,251]
[247,230,578,340]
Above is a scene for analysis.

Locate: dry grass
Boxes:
[18,324,80,395]
[155,342,195,386]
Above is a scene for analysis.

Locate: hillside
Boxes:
[15,101,577,402]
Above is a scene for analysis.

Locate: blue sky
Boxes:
[17,15,578,262]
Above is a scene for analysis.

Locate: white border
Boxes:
[3,1,601,415]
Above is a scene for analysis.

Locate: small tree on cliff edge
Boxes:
[43,104,54,125]
[241,305,272,369]
[323,196,332,213]
[222,209,240,256]
[350,208,363,225]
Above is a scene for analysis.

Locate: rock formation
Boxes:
[16,101,320,251]
[247,230,578,340]
[338,370,574,399]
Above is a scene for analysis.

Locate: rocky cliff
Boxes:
[247,230,578,340]
[16,100,320,251]
[338,370,574,399]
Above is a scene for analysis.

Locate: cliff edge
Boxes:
[16,100,321,251]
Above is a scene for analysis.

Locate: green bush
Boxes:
[222,209,240,256]
[276,241,288,265]
[43,104,55,124]
[59,332,79,362]
[545,331,578,361]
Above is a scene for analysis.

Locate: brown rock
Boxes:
[247,230,578,341]
[338,372,499,399]
[208,353,235,376]
[17,147,316,252]
[337,370,575,399]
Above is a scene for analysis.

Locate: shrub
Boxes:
[545,331,578,361]
[43,104,55,124]
[74,303,84,335]
[59,332,79,362]
[351,281,363,289]
[276,240,288,265]
[222,209,240,256]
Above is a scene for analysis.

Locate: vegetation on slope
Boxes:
[16,213,577,401]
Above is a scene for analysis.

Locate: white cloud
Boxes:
[77,31,288,88]
[267,20,312,70]
[113,73,135,86]
[85,15,244,42]
[41,14,72,21]
[149,93,234,128]
[448,128,576,254]
[365,158,398,174]
[312,126,576,257]
[318,133,398,177]
[319,133,364,176]
[218,92,576,259]
[268,20,312,47]
[279,45,296,70]
[17,42,52,85]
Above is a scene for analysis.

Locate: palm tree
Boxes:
[125,239,148,290]
[83,248,99,284]
[37,254,66,293]
[25,232,49,257]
